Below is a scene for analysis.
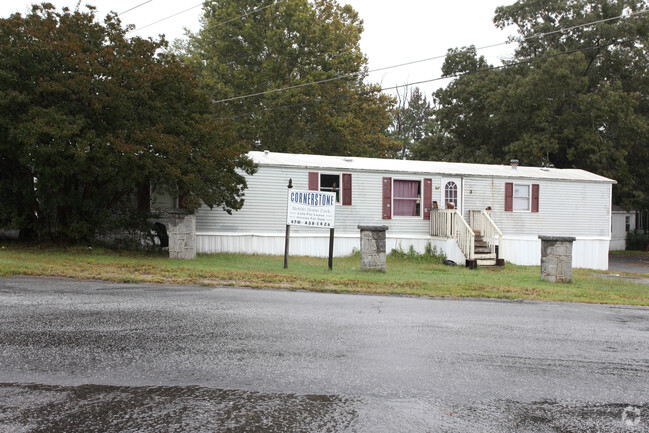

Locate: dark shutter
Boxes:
[382,177,392,219]
[342,173,352,206]
[531,184,540,212]
[505,182,513,211]
[308,172,319,191]
[423,178,432,220]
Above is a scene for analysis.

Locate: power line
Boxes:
[212,40,503,104]
[118,0,154,16]
[217,36,646,120]
[130,1,280,34]
[202,2,279,31]
[132,2,203,32]
[212,8,649,104]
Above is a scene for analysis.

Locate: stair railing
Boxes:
[469,210,503,258]
[431,209,475,260]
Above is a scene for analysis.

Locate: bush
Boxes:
[626,229,649,251]
[389,242,446,263]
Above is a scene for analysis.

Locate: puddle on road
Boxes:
[0,383,647,432]
[0,383,357,433]
[456,399,649,432]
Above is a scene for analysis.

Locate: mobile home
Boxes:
[163,151,614,270]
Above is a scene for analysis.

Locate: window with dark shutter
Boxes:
[506,182,539,212]
[309,172,351,205]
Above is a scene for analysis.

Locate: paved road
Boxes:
[609,254,649,274]
[0,276,648,432]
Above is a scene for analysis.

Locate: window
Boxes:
[445,181,458,209]
[513,184,530,211]
[393,179,421,217]
[308,172,352,205]
[320,173,340,203]
[505,182,539,212]
[626,216,631,232]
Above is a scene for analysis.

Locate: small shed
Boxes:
[160,151,615,270]
[610,205,636,251]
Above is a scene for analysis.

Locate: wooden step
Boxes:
[477,259,498,266]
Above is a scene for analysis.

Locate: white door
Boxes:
[441,178,462,213]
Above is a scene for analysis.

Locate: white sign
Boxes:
[286,189,336,228]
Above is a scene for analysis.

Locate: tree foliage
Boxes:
[390,87,434,159]
[182,0,400,157]
[414,0,649,209]
[0,3,255,243]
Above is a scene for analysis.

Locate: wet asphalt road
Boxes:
[609,254,649,275]
[0,276,648,432]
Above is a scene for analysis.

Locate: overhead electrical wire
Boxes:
[133,2,203,32]
[202,2,279,31]
[212,8,649,104]
[118,0,154,16]
[129,0,281,34]
[120,2,649,117]
[217,35,647,120]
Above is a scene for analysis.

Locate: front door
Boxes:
[441,178,461,213]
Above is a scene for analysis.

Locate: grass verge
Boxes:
[0,243,648,306]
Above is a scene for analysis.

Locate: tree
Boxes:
[390,86,434,159]
[416,0,649,209]
[182,0,400,157]
[0,4,255,243]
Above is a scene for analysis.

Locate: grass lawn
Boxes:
[1,243,648,306]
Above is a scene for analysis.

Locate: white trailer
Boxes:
[163,151,614,270]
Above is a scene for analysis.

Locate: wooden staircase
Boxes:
[472,230,502,267]
[430,209,504,269]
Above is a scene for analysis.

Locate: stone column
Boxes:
[167,209,196,260]
[539,236,575,283]
[358,225,389,272]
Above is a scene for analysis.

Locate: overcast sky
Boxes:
[1,0,519,98]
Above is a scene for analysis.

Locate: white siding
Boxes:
[462,177,611,237]
[195,166,436,238]
[610,211,635,251]
[461,177,611,269]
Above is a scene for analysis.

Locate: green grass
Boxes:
[0,242,648,306]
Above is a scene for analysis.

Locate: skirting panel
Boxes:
[196,233,458,260]
[196,233,608,269]
[501,236,609,270]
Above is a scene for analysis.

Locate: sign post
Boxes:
[284,179,293,269]
[328,228,334,270]
[284,182,336,269]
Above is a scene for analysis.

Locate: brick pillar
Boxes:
[358,225,389,272]
[167,209,196,260]
[539,235,575,283]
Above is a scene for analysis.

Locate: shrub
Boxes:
[626,229,649,251]
[389,242,446,263]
